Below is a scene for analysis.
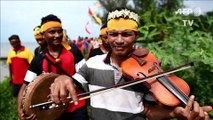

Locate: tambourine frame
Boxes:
[22,73,66,120]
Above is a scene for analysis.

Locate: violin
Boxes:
[121,48,190,106]
[29,49,193,110]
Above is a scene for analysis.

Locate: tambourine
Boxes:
[22,73,66,120]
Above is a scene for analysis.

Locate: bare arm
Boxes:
[50,75,212,120]
[8,64,12,82]
[144,95,212,120]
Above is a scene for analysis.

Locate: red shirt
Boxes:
[7,46,33,84]
[43,47,86,112]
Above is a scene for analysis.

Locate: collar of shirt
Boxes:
[103,50,122,84]
[13,46,25,51]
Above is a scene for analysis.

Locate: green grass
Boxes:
[0,78,18,120]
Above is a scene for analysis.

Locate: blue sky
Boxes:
[1,0,212,43]
[1,0,101,43]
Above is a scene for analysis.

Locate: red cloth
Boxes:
[88,7,93,15]
[7,46,32,84]
[10,57,29,84]
[43,47,86,112]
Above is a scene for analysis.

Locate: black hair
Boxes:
[100,23,107,30]
[8,34,20,41]
[40,14,61,26]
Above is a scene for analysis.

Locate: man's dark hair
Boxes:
[8,34,20,41]
[100,23,107,30]
[40,14,61,26]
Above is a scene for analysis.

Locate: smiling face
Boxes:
[42,27,63,47]
[107,29,139,58]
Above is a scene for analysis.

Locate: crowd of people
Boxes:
[6,8,212,120]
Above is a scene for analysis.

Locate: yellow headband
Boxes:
[33,27,42,39]
[41,21,62,32]
[34,34,43,39]
[107,18,138,31]
[100,27,107,35]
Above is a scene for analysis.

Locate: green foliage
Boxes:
[137,8,213,118]
[96,0,213,118]
[0,78,18,120]
[133,0,184,14]
[96,0,184,25]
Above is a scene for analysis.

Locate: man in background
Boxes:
[87,24,110,59]
[6,34,33,97]
[33,26,47,56]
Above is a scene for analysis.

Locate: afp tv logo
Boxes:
[175,7,202,26]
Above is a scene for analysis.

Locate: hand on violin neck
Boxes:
[144,95,212,120]
[50,75,78,105]
[172,95,212,120]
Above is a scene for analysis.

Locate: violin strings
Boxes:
[30,63,192,109]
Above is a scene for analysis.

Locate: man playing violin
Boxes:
[50,8,212,120]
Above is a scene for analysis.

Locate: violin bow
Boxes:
[30,62,194,109]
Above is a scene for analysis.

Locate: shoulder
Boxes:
[66,44,84,64]
[28,54,44,73]
[8,49,14,54]
[86,54,108,69]
[133,48,149,57]
[31,53,45,64]
[24,47,33,53]
[87,54,106,61]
